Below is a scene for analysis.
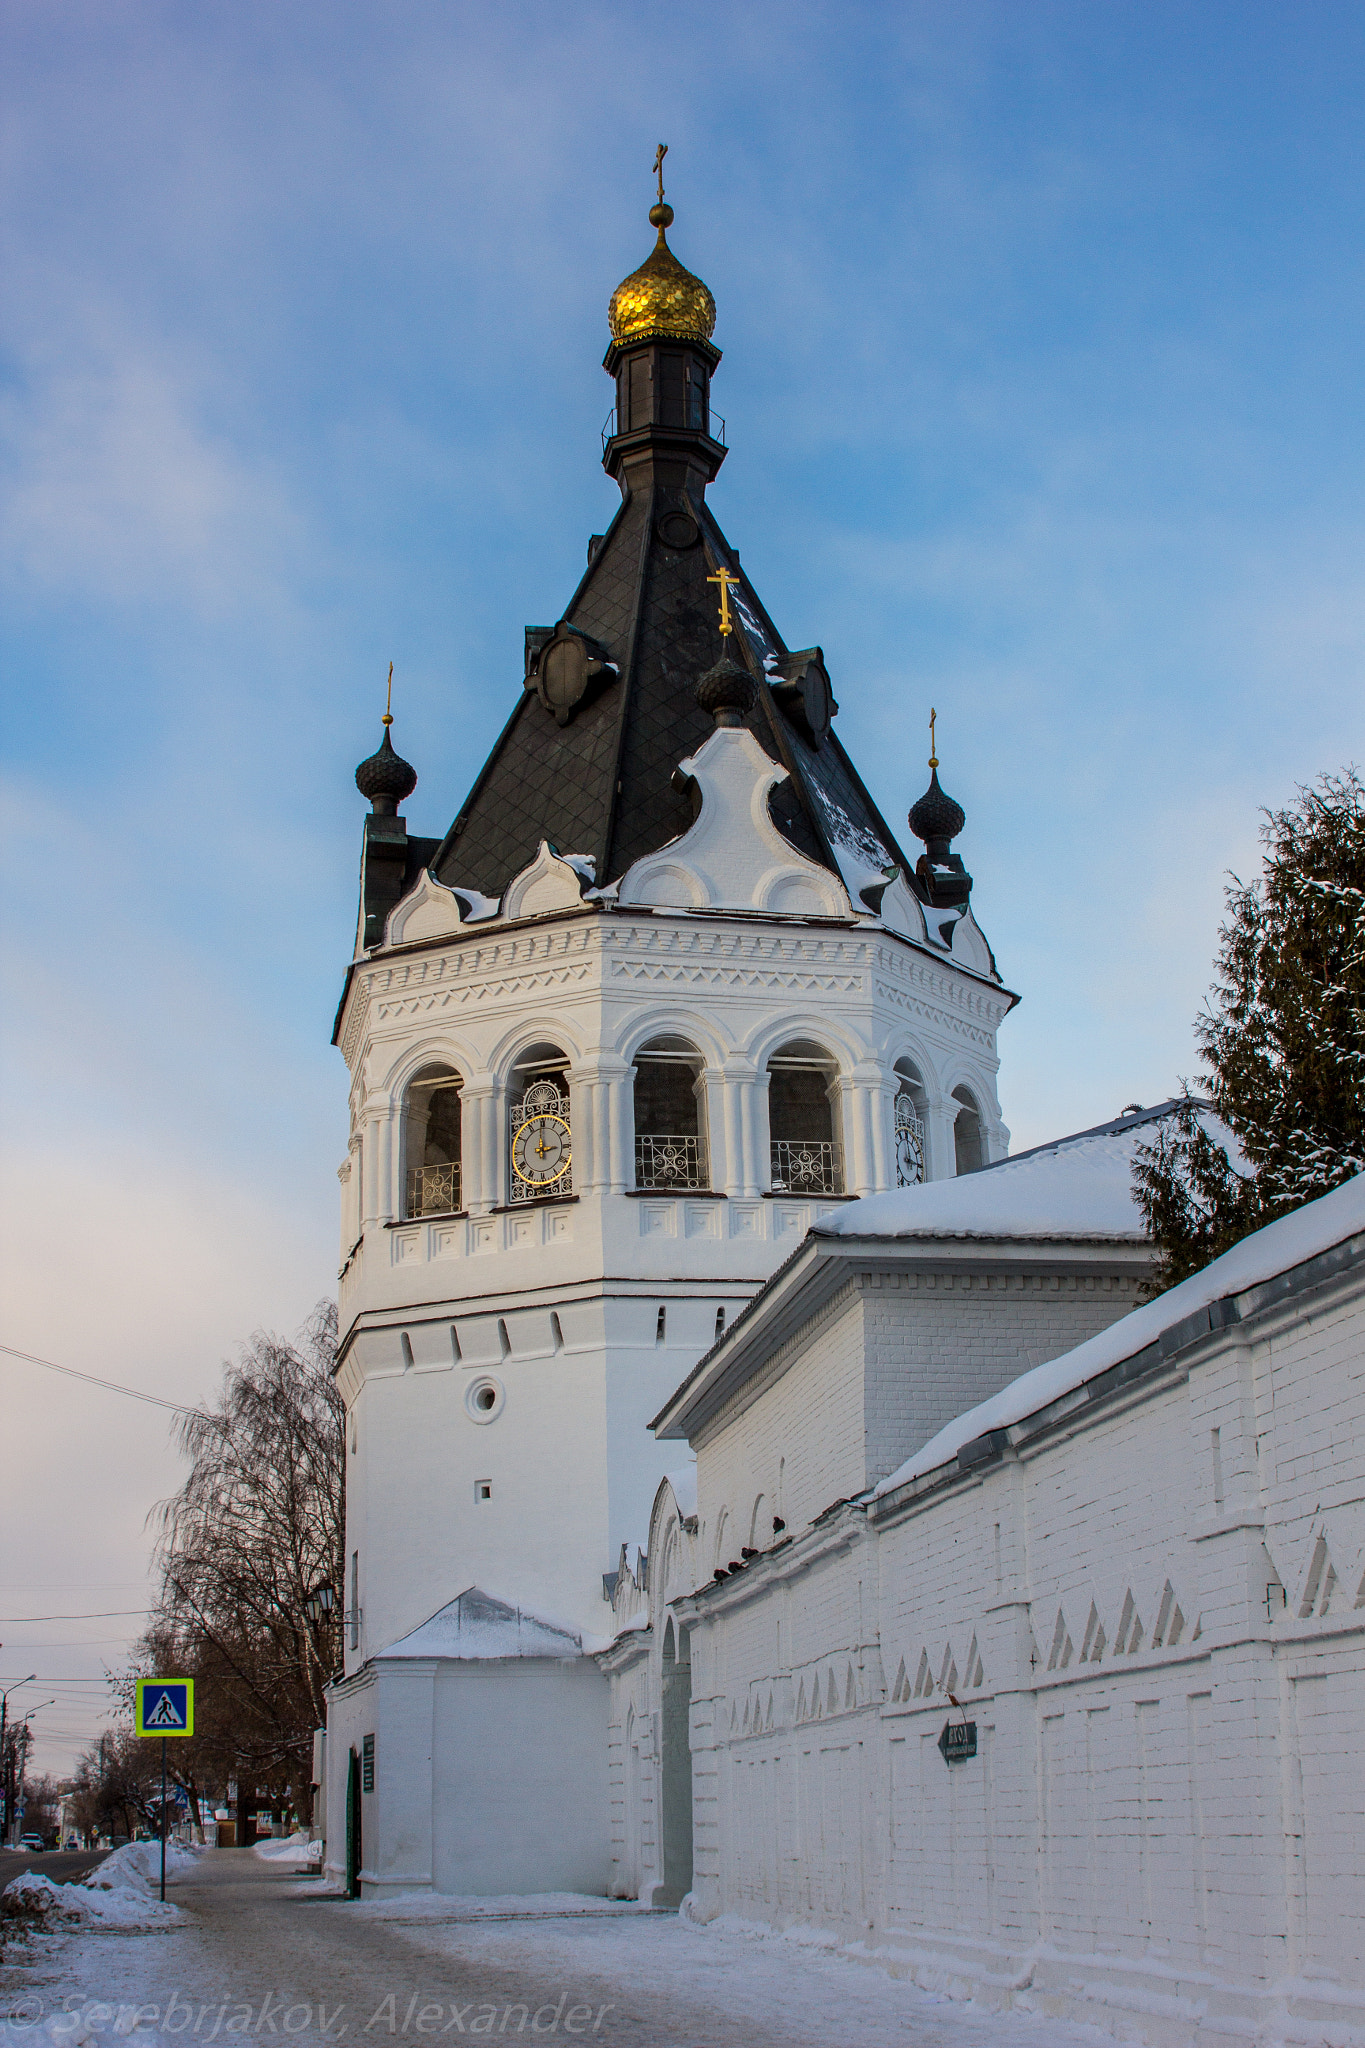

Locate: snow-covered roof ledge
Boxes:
[872,1171,1365,1507]
[377,1586,611,1661]
[650,1108,1190,1444]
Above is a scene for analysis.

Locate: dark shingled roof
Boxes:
[427,486,911,901]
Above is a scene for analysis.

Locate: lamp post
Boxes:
[0,1676,37,1846]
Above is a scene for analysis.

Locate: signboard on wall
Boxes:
[938,1719,976,1764]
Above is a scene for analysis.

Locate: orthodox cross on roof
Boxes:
[653,141,668,204]
[383,661,395,728]
[928,706,938,768]
[707,566,739,638]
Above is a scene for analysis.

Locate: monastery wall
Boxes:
[672,1253,1365,2046]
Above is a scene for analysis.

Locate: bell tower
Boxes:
[322,162,1016,1900]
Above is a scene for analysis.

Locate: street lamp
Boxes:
[304,1584,334,1623]
[0,1676,37,1847]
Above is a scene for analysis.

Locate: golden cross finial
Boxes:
[707,566,739,637]
[653,142,668,205]
[928,706,938,769]
[383,661,394,728]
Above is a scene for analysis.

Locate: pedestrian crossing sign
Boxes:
[135,1679,194,1737]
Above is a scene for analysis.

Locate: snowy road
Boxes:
[4,1852,1116,2048]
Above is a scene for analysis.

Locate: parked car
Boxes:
[18,1833,45,1852]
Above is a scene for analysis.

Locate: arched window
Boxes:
[893,1058,928,1189]
[953,1085,985,1175]
[404,1064,463,1217]
[508,1043,573,1204]
[633,1037,707,1190]
[767,1039,841,1194]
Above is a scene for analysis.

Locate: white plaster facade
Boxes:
[324,724,1012,1894]
[619,1168,1365,2047]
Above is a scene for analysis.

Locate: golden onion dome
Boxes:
[608,202,716,347]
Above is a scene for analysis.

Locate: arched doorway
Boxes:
[659,1620,694,1906]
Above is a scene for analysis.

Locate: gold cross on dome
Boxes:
[653,142,668,203]
[928,706,938,768]
[383,660,394,728]
[707,566,738,637]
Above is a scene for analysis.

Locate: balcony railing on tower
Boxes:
[406,1162,461,1217]
[635,1133,706,1191]
[769,1139,839,1196]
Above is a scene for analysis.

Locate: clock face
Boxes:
[511,1112,572,1188]
[895,1129,922,1182]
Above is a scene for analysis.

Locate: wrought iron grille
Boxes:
[894,1093,926,1189]
[406,1162,461,1217]
[508,1077,573,1203]
[635,1133,706,1191]
[770,1139,839,1195]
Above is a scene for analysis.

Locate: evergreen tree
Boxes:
[1134,769,1365,1290]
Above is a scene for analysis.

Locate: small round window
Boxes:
[465,1375,505,1424]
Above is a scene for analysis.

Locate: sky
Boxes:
[3,0,1364,1780]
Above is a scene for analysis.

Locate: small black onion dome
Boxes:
[908,765,965,850]
[355,722,417,813]
[696,646,756,728]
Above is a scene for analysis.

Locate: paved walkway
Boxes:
[3,1852,1112,2048]
[0,1849,108,1887]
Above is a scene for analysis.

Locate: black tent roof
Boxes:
[427,488,913,904]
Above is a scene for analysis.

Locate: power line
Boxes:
[0,1610,148,1623]
[0,1341,197,1415]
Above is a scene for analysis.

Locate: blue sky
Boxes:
[3,0,1364,1770]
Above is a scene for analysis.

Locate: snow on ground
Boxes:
[252,1834,321,1867]
[2,1866,1126,2048]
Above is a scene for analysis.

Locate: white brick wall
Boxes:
[656,1247,1365,2046]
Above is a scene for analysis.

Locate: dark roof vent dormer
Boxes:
[526,620,618,727]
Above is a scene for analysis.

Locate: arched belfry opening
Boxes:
[404,1064,464,1217]
[659,1618,694,1907]
[508,1043,573,1204]
[767,1040,842,1195]
[893,1058,928,1189]
[953,1085,986,1176]
[633,1037,707,1191]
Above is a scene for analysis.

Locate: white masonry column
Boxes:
[870,1070,896,1191]
[722,1060,763,1198]
[845,1065,883,1197]
[459,1078,493,1212]
[361,1097,384,1230]
[925,1091,958,1182]
[699,1068,728,1190]
[566,1066,596,1192]
[602,1061,633,1194]
[376,1101,397,1225]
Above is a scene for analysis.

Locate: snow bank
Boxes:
[253,1830,321,1865]
[877,1170,1365,1497]
[351,1888,663,1922]
[80,1840,198,1894]
[1,1842,194,1939]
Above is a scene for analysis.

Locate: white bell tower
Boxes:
[322,185,1015,1899]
